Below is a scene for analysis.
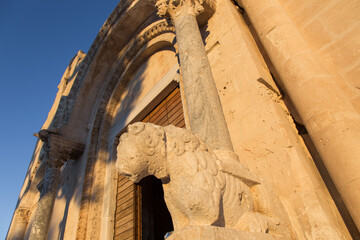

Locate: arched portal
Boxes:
[76,16,183,239]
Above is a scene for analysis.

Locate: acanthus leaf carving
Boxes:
[151,0,215,22]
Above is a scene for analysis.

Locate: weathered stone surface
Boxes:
[238,0,360,232]
[152,0,216,25]
[7,0,360,239]
[150,0,234,153]
[28,168,61,240]
[166,226,276,240]
[174,11,234,152]
[28,131,85,240]
[116,122,293,238]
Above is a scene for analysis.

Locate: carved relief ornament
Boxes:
[15,208,31,223]
[116,123,292,238]
[151,0,216,21]
[37,129,85,169]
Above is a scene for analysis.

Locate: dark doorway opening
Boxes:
[138,176,173,240]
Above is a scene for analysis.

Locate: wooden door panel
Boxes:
[114,87,184,239]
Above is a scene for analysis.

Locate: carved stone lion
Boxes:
[116,122,292,238]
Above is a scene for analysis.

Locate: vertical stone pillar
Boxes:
[29,166,61,240]
[28,130,84,240]
[237,0,360,230]
[152,0,232,151]
[7,208,31,240]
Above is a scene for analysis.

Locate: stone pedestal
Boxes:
[167,226,278,240]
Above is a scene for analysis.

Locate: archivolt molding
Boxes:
[107,20,175,109]
[76,20,177,240]
[50,0,159,134]
[50,1,134,131]
[108,20,175,91]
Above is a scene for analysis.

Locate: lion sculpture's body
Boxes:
[116,123,291,237]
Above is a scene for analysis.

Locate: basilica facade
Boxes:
[7,0,360,239]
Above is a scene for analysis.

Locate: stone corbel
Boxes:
[38,129,85,169]
[28,129,85,240]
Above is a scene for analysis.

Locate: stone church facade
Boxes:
[7,0,360,239]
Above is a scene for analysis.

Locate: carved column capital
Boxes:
[151,0,216,23]
[38,129,85,169]
[15,207,31,223]
[29,130,85,240]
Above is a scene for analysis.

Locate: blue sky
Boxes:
[0,1,118,238]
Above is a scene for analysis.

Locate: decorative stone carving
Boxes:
[38,129,85,169]
[75,20,176,240]
[150,0,233,152]
[153,0,205,19]
[15,208,31,223]
[151,0,216,25]
[116,123,292,238]
[28,129,85,240]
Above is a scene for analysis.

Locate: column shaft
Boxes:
[174,12,233,151]
[29,167,61,240]
[238,0,360,230]
[6,207,30,240]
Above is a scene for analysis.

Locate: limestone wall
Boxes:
[279,0,360,114]
[112,47,178,125]
[201,0,351,238]
[7,0,359,239]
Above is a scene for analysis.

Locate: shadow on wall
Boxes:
[240,9,360,239]
[55,58,149,239]
[14,52,87,212]
[14,16,181,239]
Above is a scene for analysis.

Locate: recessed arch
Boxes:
[75,18,178,239]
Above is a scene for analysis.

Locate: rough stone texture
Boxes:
[28,168,61,240]
[172,1,234,152]
[7,0,360,239]
[237,0,360,233]
[10,208,31,240]
[279,0,360,114]
[167,226,276,240]
[175,13,234,152]
[204,1,351,238]
[74,21,178,240]
[27,131,84,240]
[116,123,294,239]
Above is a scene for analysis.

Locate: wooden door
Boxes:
[114,86,184,240]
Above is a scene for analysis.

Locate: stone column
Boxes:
[152,0,232,152]
[28,130,84,240]
[7,208,31,240]
[29,165,61,240]
[237,0,360,230]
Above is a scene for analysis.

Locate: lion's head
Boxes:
[116,122,167,183]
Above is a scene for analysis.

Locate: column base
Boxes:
[167,226,283,240]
